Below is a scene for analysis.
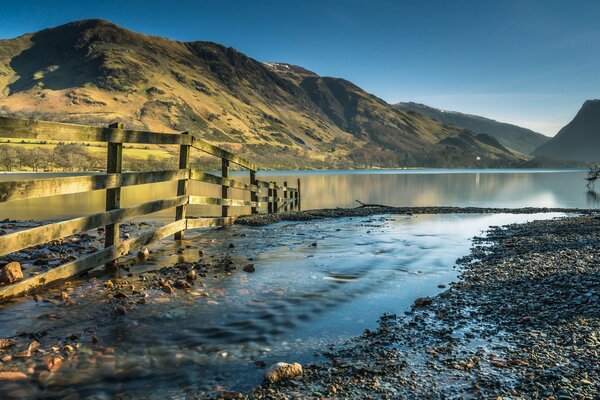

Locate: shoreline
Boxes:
[237,205,596,226]
[249,214,600,399]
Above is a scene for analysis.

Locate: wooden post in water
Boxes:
[283,181,288,211]
[174,131,190,240]
[267,182,274,213]
[250,171,258,214]
[297,178,301,211]
[105,122,123,249]
[221,159,230,217]
[275,183,279,212]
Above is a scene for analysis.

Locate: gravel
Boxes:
[237,206,595,226]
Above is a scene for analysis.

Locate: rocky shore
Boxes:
[249,214,600,399]
[237,206,595,226]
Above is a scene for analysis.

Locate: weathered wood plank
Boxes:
[0,170,189,203]
[258,196,285,203]
[191,138,257,171]
[174,132,190,240]
[0,219,187,302]
[188,196,259,207]
[105,122,123,249]
[186,217,237,230]
[0,116,192,145]
[221,159,230,217]
[297,178,302,211]
[255,180,294,191]
[250,171,258,214]
[0,196,188,257]
[189,170,258,192]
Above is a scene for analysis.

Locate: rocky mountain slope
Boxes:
[0,19,528,169]
[396,102,549,154]
[533,100,600,163]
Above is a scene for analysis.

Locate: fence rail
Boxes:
[0,116,300,301]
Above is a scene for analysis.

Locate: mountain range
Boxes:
[395,102,549,154]
[0,19,594,169]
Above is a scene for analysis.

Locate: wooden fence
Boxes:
[0,116,300,301]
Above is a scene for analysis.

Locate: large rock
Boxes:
[264,362,303,383]
[0,261,23,284]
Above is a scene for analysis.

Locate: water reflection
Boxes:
[0,169,591,220]
[587,190,600,206]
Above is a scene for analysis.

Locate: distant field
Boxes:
[0,138,174,160]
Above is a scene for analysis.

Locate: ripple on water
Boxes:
[0,213,565,398]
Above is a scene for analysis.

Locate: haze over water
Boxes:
[0,169,592,221]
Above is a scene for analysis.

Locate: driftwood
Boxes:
[355,200,394,208]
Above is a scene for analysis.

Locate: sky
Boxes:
[0,0,599,136]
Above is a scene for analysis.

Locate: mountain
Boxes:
[533,100,600,163]
[0,19,527,169]
[395,102,549,154]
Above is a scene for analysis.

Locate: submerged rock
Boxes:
[414,297,432,307]
[264,362,303,383]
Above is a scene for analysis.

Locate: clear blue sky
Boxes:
[1,0,599,136]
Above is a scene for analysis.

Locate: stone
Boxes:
[46,357,63,373]
[137,248,150,259]
[174,280,192,290]
[243,264,256,273]
[0,371,28,380]
[0,338,16,349]
[161,284,175,294]
[1,261,23,284]
[264,362,303,383]
[414,297,432,307]
[186,270,197,280]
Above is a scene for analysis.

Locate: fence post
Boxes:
[297,178,301,211]
[174,131,190,240]
[267,182,274,213]
[221,159,230,217]
[272,182,279,214]
[250,170,258,214]
[283,181,288,211]
[105,122,123,250]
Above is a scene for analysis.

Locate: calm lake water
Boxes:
[0,168,594,220]
[0,168,594,397]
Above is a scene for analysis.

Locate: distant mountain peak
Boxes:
[533,99,600,163]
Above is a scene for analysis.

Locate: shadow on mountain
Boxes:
[8,22,107,93]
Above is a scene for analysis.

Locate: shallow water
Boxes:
[0,168,594,220]
[0,212,563,397]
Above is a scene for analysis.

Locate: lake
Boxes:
[0,168,596,397]
[0,168,594,220]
